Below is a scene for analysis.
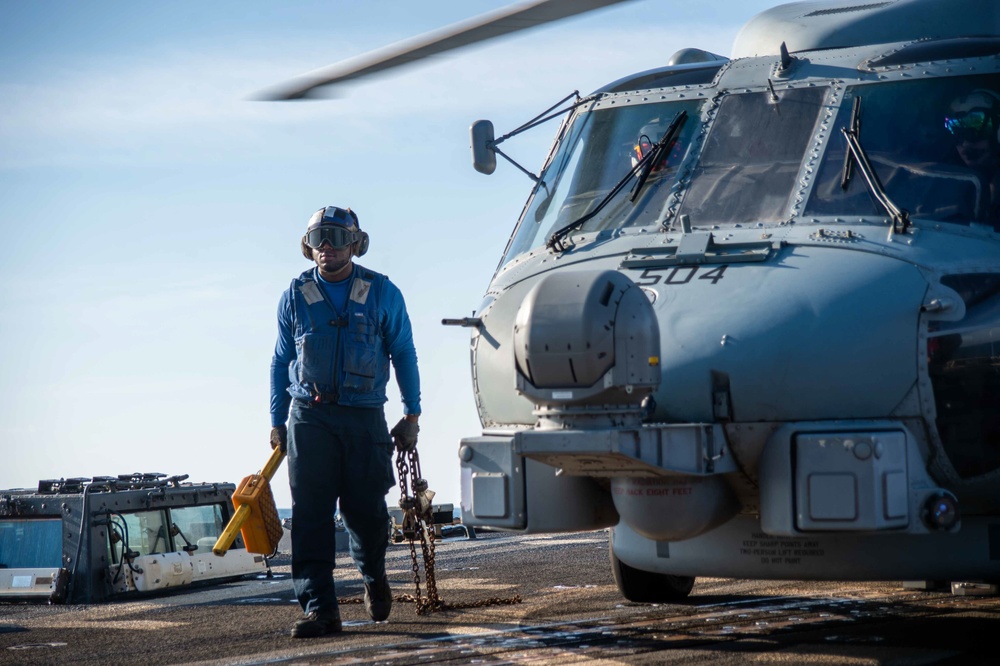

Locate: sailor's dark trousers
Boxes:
[287,399,394,615]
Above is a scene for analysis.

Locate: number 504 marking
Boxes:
[633,265,728,286]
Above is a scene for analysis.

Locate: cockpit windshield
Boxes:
[502,99,703,265]
[805,73,1000,231]
[677,87,826,227]
[500,88,829,265]
[500,73,1000,267]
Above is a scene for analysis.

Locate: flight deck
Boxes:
[2,528,996,665]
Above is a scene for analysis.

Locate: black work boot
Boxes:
[291,609,342,638]
[364,575,393,622]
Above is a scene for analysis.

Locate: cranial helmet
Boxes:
[633,120,665,164]
[632,118,681,171]
[300,206,370,260]
[945,89,1000,144]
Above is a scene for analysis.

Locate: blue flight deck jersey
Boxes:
[270,265,421,426]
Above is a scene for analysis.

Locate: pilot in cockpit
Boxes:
[631,121,664,170]
[630,119,684,172]
[945,89,1000,230]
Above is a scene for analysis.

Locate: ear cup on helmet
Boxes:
[302,205,367,259]
[355,231,370,257]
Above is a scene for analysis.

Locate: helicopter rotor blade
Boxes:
[255,0,637,101]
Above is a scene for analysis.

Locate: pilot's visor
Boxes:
[944,109,995,141]
[304,226,359,249]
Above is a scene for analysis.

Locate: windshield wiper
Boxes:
[546,110,688,252]
[840,96,911,235]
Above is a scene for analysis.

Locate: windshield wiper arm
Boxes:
[546,110,687,252]
[630,110,686,202]
[840,96,910,235]
[840,97,861,190]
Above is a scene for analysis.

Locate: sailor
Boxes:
[270,205,421,638]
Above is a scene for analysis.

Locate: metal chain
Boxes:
[395,447,439,614]
[393,446,522,615]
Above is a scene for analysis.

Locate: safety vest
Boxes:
[288,265,390,408]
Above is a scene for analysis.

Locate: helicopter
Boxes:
[261,0,1000,601]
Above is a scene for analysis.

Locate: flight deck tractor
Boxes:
[0,474,266,603]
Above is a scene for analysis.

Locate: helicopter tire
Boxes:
[609,542,695,602]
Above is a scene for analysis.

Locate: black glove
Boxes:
[270,425,287,453]
[390,417,419,452]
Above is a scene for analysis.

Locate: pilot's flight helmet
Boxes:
[632,119,683,171]
[632,120,664,163]
[300,205,370,260]
[944,89,1000,144]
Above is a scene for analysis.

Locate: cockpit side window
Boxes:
[805,73,1000,231]
[169,504,225,553]
[106,505,229,562]
[676,87,827,227]
[108,509,168,561]
[928,273,1000,479]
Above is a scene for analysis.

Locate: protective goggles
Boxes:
[944,109,996,141]
[304,225,361,249]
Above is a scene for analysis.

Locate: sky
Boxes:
[0,0,777,509]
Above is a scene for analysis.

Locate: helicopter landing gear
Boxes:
[609,542,695,603]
